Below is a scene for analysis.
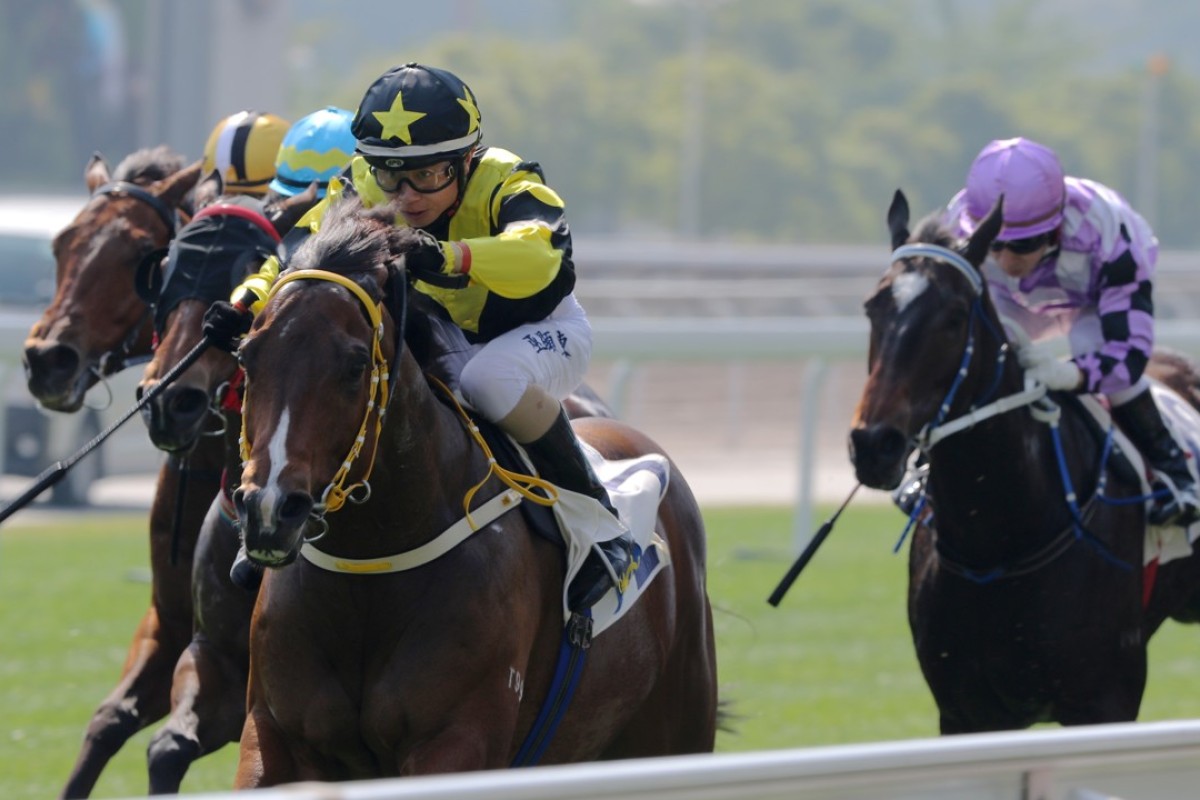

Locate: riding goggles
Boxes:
[370,162,456,194]
[989,233,1050,255]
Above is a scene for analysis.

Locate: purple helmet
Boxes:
[961,137,1066,239]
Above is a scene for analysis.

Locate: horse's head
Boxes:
[135,173,319,453]
[23,148,201,411]
[848,189,1005,490]
[233,199,419,567]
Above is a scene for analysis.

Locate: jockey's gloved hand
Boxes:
[403,231,469,288]
[1015,339,1059,370]
[1028,359,1084,391]
[203,299,254,353]
[404,231,447,277]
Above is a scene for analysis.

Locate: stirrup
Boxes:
[1148,477,1200,527]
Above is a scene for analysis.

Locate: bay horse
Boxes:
[850,189,1200,733]
[133,180,617,791]
[231,200,716,785]
[20,148,215,800]
[131,172,318,793]
[22,153,310,798]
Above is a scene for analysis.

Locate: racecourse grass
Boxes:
[2,504,1199,798]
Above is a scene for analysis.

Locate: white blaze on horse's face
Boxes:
[252,407,292,528]
[891,271,929,313]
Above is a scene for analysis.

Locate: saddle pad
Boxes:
[1078,387,1200,566]
[554,446,672,637]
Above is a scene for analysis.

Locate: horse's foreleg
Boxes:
[146,637,248,794]
[235,694,297,788]
[60,607,177,799]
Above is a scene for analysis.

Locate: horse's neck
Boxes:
[927,376,1063,533]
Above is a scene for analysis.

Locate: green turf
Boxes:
[1,505,1198,798]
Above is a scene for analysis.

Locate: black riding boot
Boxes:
[523,408,634,612]
[1112,388,1200,527]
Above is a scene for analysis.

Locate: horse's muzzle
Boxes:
[848,425,911,490]
[234,486,315,567]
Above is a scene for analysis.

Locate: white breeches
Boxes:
[458,293,593,422]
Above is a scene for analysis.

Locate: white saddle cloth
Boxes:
[550,444,672,637]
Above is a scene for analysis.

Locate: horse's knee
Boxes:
[83,701,145,750]
[146,727,201,794]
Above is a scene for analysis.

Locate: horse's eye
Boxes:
[341,347,371,392]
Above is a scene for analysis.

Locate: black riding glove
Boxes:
[203,300,254,353]
[404,231,447,278]
[403,232,469,289]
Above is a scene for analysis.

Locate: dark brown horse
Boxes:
[133,175,318,793]
[133,180,617,791]
[850,190,1200,733]
[230,201,717,786]
[21,148,215,800]
[21,154,311,798]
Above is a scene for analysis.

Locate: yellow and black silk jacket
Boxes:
[235,147,575,342]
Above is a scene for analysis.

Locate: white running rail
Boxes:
[125,719,1200,800]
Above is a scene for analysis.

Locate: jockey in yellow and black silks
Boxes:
[202,63,632,613]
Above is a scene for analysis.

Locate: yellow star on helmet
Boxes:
[373,90,427,144]
[457,87,481,135]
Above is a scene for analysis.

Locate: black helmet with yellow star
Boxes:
[352,63,482,170]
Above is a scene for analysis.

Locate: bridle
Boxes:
[89,181,186,376]
[239,268,404,538]
[888,244,1046,452]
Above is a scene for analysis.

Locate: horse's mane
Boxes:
[288,197,426,278]
[112,146,189,183]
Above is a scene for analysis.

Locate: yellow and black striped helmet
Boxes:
[202,111,290,196]
[352,63,481,170]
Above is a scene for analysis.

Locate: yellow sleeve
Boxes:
[232,254,282,314]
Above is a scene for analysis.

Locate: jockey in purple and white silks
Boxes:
[945,136,1199,527]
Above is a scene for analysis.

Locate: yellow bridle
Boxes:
[239,269,391,514]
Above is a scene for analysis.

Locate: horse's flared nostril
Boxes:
[278,492,314,528]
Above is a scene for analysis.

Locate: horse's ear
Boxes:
[266,182,319,235]
[887,189,910,249]
[963,194,1004,267]
[153,161,204,209]
[85,152,110,193]
[192,169,225,210]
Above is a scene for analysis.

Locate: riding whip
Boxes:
[767,483,861,607]
[0,338,211,526]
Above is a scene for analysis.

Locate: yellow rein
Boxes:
[426,379,559,528]
[239,269,390,514]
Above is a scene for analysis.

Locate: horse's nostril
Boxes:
[168,388,210,420]
[278,492,314,526]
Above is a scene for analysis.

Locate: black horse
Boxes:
[850,190,1200,733]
